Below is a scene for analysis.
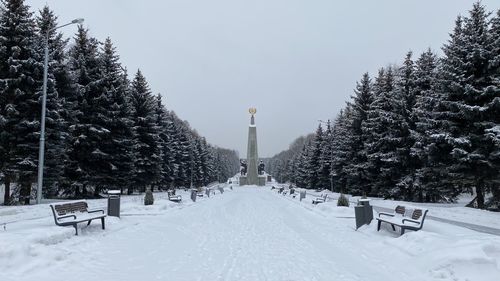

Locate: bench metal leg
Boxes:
[73,224,78,236]
[377,220,381,231]
[101,217,105,230]
[400,228,405,235]
[391,224,396,231]
[87,220,92,226]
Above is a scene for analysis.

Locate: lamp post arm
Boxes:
[50,22,74,32]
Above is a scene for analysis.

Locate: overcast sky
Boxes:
[26,0,500,157]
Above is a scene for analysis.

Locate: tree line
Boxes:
[269,2,500,211]
[0,0,240,205]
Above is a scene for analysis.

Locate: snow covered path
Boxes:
[1,186,500,281]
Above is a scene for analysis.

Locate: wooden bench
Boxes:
[168,194,182,202]
[312,194,327,204]
[376,205,428,235]
[50,201,106,235]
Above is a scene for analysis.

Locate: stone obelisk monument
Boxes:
[240,108,265,186]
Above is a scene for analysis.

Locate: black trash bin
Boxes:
[107,190,121,217]
[355,199,373,229]
[299,190,306,201]
[191,190,197,202]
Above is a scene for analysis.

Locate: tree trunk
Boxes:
[93,186,100,198]
[3,175,11,205]
[476,184,485,210]
[81,184,88,198]
[20,182,31,205]
[75,184,80,198]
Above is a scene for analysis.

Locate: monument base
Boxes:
[239,176,266,186]
[258,176,266,186]
[239,176,248,186]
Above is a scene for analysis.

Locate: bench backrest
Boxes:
[410,209,425,221]
[52,201,88,216]
[395,205,405,215]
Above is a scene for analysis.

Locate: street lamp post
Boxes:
[36,18,84,204]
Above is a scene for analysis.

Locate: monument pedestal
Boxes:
[239,175,266,186]
[239,176,248,186]
[258,176,266,186]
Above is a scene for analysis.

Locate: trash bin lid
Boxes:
[108,190,121,195]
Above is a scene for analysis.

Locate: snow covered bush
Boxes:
[337,194,349,207]
[144,189,154,205]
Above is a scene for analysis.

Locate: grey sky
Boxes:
[26,0,500,157]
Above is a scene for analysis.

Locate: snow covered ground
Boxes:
[1,185,499,281]
[295,187,500,231]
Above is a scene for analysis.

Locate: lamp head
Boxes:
[72,18,85,24]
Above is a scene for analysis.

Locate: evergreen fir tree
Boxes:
[393,51,417,201]
[345,73,373,195]
[154,94,175,189]
[130,69,161,193]
[484,9,500,210]
[97,37,135,192]
[66,26,104,197]
[362,67,408,198]
[432,3,494,206]
[317,120,333,191]
[0,0,39,204]
[306,124,324,189]
[412,49,440,202]
[331,106,354,194]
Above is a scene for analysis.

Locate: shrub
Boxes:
[337,193,349,207]
[144,189,154,205]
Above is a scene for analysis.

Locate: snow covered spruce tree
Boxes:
[290,143,309,188]
[96,38,135,193]
[485,9,500,210]
[129,70,161,193]
[305,124,324,189]
[0,0,41,204]
[199,137,215,185]
[173,122,194,187]
[331,106,354,194]
[343,73,373,195]
[66,26,107,197]
[391,51,419,201]
[154,94,175,190]
[362,67,409,198]
[430,3,498,207]
[317,120,333,190]
[269,135,309,184]
[411,49,441,202]
[214,147,239,182]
